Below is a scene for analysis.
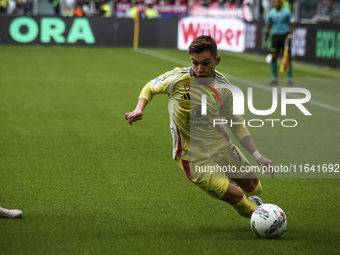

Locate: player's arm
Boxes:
[125,68,177,125]
[222,89,274,177]
[227,117,273,177]
[239,135,274,178]
[285,9,295,43]
[285,23,295,44]
[264,11,273,49]
[125,83,153,125]
[264,24,271,49]
[125,97,148,125]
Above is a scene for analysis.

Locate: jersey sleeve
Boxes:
[266,10,272,26]
[139,83,154,102]
[139,67,181,102]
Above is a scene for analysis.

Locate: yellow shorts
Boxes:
[176,144,251,199]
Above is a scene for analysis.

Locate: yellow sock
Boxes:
[244,180,262,197]
[232,194,258,218]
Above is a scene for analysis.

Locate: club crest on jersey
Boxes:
[184,84,190,91]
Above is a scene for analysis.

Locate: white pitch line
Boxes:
[135,48,340,113]
[135,48,190,67]
[1,77,138,84]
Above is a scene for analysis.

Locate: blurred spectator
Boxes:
[7,0,16,14]
[24,0,33,15]
[145,3,158,18]
[201,0,210,8]
[235,0,243,8]
[65,0,75,11]
[226,0,235,8]
[15,0,26,15]
[235,0,243,19]
[282,0,291,11]
[99,0,112,17]
[0,0,7,15]
[219,0,226,7]
[52,0,61,15]
[127,2,139,18]
[320,0,333,15]
[63,5,74,16]
[82,0,90,15]
[119,0,132,6]
[74,3,84,16]
[313,0,333,23]
[332,1,340,23]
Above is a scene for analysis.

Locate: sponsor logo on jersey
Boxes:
[154,77,161,85]
[180,92,191,100]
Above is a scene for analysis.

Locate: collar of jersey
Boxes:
[190,68,222,106]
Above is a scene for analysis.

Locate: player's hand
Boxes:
[264,40,268,49]
[125,110,143,125]
[257,156,274,178]
[285,37,291,44]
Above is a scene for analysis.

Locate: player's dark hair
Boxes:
[188,35,217,58]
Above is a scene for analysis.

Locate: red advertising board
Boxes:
[178,17,246,52]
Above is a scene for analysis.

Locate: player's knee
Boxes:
[245,180,262,197]
[194,178,229,200]
[271,53,278,62]
[221,183,244,205]
[251,180,262,196]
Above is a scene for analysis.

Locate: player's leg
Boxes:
[287,38,293,85]
[176,155,260,218]
[287,62,292,85]
[176,156,231,199]
[221,144,264,217]
[0,206,23,219]
[188,171,259,218]
[269,34,280,85]
[217,146,263,218]
[222,144,263,197]
[220,183,258,218]
[231,173,263,197]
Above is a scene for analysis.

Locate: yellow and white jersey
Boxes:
[139,67,250,161]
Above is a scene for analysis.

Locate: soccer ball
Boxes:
[250,203,287,239]
[265,54,272,64]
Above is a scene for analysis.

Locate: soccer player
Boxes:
[125,35,273,218]
[264,0,294,86]
[0,206,22,218]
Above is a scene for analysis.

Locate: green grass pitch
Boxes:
[0,45,339,255]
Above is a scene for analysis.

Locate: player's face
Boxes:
[273,0,282,10]
[190,50,221,80]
